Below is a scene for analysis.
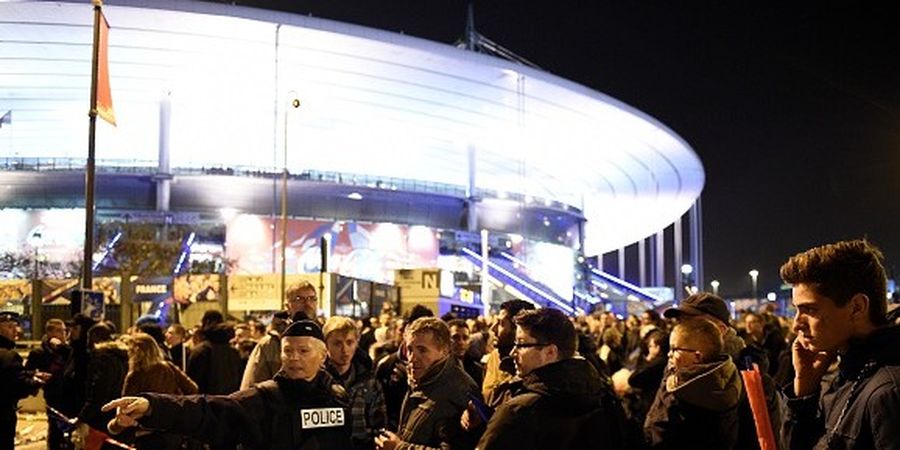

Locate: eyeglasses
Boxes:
[289,295,317,303]
[512,341,550,350]
[668,347,701,355]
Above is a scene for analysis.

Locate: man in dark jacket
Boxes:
[780,239,900,450]
[448,319,484,388]
[25,318,72,449]
[477,308,628,450]
[0,312,46,450]
[324,316,387,450]
[375,317,480,450]
[104,318,353,450]
[644,318,742,450]
[187,310,242,394]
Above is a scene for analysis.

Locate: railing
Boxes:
[0,157,581,212]
[459,247,574,314]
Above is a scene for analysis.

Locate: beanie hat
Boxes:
[281,319,324,342]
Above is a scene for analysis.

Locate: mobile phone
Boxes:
[467,392,493,422]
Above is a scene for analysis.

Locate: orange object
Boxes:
[95,9,116,126]
[740,363,777,450]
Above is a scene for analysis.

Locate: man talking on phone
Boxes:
[780,240,900,450]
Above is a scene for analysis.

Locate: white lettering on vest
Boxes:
[300,408,344,429]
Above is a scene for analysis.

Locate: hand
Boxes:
[460,401,482,431]
[374,429,401,450]
[33,371,52,383]
[791,336,836,397]
[101,397,150,431]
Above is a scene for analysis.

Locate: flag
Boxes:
[740,363,777,450]
[0,110,10,128]
[95,7,116,126]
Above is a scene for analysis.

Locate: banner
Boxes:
[95,8,116,126]
[132,276,173,303]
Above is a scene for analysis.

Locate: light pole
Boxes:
[710,279,720,296]
[280,92,300,305]
[767,292,777,302]
[749,269,759,301]
[680,264,693,296]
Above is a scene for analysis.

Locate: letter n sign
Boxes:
[422,271,439,291]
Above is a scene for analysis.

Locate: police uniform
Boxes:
[0,312,42,450]
[127,320,353,450]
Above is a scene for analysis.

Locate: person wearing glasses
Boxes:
[643,317,742,450]
[476,308,628,450]
[780,240,900,450]
[241,281,319,388]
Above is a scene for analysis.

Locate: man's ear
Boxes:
[544,343,560,362]
[849,293,870,323]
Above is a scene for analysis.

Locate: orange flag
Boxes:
[95,7,116,126]
[740,363,778,450]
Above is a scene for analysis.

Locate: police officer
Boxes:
[0,312,48,450]
[103,318,352,450]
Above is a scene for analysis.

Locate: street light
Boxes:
[710,280,720,296]
[767,292,777,302]
[681,264,694,296]
[749,269,759,301]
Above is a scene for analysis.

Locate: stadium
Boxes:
[0,0,704,325]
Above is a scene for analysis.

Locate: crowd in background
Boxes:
[3,239,900,450]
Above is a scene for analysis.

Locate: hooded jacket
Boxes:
[138,370,352,450]
[1,334,42,450]
[781,325,900,450]
[644,355,743,450]
[187,323,242,394]
[477,357,628,450]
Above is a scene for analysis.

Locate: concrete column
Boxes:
[674,216,683,300]
[155,92,172,211]
[638,238,647,287]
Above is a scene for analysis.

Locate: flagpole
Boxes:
[83,0,103,289]
[280,93,299,306]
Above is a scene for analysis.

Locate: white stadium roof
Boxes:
[0,0,704,255]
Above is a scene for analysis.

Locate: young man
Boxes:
[481,299,535,400]
[241,281,319,388]
[25,318,73,450]
[780,239,900,450]
[448,319,484,388]
[103,319,352,450]
[375,317,479,450]
[643,318,742,450]
[323,316,387,450]
[477,308,627,450]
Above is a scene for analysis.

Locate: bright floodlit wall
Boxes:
[0,0,705,256]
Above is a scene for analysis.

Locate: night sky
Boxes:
[239,1,900,298]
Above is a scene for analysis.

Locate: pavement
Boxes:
[15,411,48,449]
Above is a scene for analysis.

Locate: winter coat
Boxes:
[25,337,71,408]
[241,330,282,389]
[123,361,199,450]
[781,325,900,450]
[374,350,408,431]
[139,370,353,450]
[477,357,628,450]
[644,355,743,450]
[187,323,242,394]
[78,341,129,432]
[1,335,42,450]
[396,356,480,450]
[326,352,387,450]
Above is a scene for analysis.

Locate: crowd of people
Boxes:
[2,239,899,450]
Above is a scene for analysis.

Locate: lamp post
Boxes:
[710,279,720,296]
[749,269,759,301]
[280,92,300,304]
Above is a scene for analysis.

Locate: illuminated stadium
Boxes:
[0,0,705,318]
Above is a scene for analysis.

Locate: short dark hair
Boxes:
[499,299,535,318]
[514,308,577,359]
[403,304,434,324]
[781,239,888,325]
[446,319,468,330]
[405,317,450,350]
